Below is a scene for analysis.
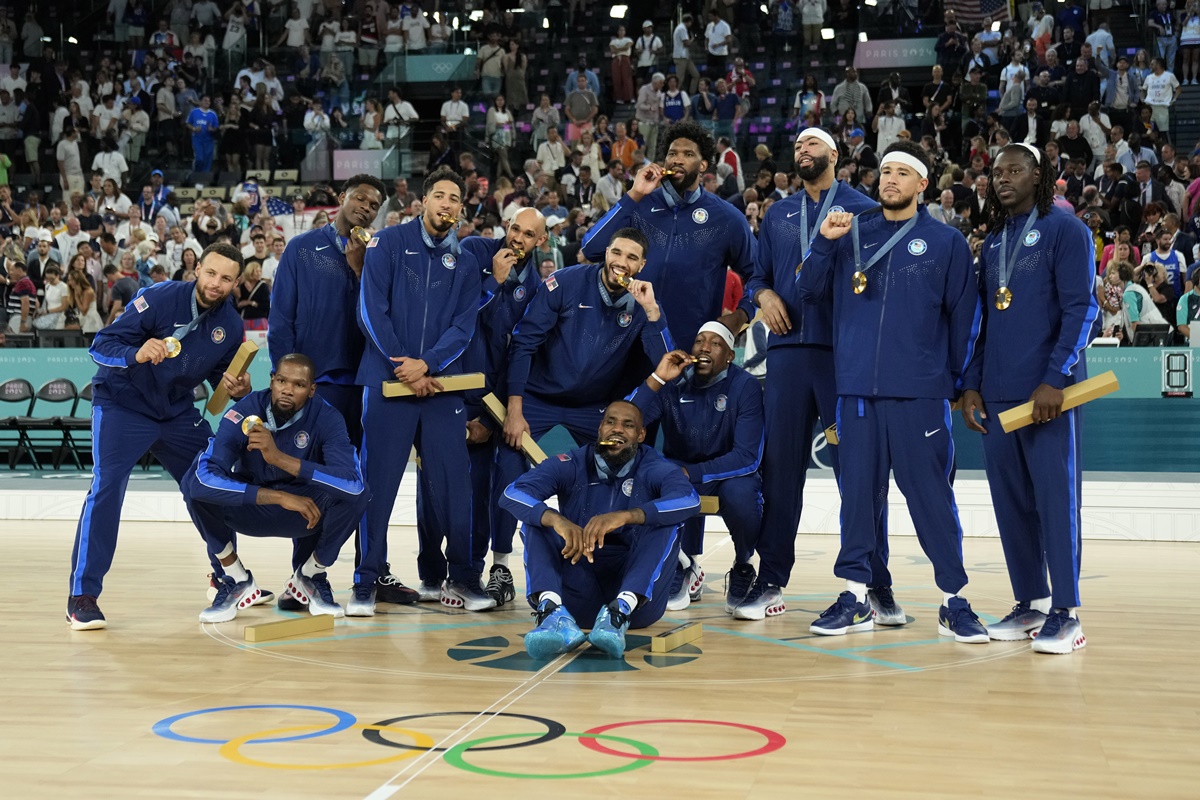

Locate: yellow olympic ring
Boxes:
[219,724,435,770]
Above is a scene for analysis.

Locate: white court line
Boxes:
[361,645,586,798]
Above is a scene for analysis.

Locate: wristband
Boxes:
[650,372,666,386]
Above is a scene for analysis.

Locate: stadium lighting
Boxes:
[821,28,835,40]
[543,19,549,29]
[67,37,78,44]
[610,5,628,17]
[859,32,868,42]
[40,36,50,42]
[469,10,483,21]
[760,4,769,12]
[992,21,1001,31]
[452,16,459,29]
[864,0,877,6]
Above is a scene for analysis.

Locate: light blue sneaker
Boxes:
[524,601,585,659]
[200,572,262,623]
[587,602,631,658]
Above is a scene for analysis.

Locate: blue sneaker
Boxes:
[1031,609,1086,654]
[987,602,1047,641]
[287,571,345,618]
[588,602,631,658]
[724,563,757,614]
[809,591,874,635]
[66,594,107,630]
[938,596,989,643]
[200,572,262,623]
[524,601,586,659]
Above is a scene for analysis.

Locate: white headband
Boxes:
[698,321,736,352]
[1016,142,1043,162]
[879,151,929,179]
[796,128,837,151]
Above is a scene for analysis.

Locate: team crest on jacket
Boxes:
[294,431,310,449]
[830,206,845,214]
[715,394,727,411]
[907,239,928,256]
[622,478,633,496]
[441,253,456,269]
[617,311,633,327]
[211,326,226,343]
[514,286,527,301]
[1024,230,1041,246]
[692,208,709,224]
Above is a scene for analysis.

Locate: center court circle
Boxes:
[364,711,566,752]
[442,732,658,779]
[152,704,356,745]
[579,719,786,761]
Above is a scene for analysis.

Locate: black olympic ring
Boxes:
[363,711,566,753]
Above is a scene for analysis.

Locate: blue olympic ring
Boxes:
[152,704,357,745]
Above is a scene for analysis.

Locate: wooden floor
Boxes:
[6,521,1200,799]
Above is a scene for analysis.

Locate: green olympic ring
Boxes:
[441,732,659,780]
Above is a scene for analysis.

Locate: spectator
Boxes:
[1143,57,1181,134]
[1181,0,1200,85]
[1143,228,1188,294]
[831,67,872,122]
[402,3,430,53]
[439,86,469,140]
[4,259,36,332]
[712,78,739,143]
[382,86,419,151]
[476,30,505,99]
[693,77,716,133]
[873,100,905,154]
[537,126,568,182]
[303,99,331,140]
[564,73,598,142]
[610,25,635,104]
[235,261,269,330]
[596,159,626,207]
[704,9,732,78]
[672,14,699,95]
[936,21,968,69]
[792,73,825,121]
[360,97,383,150]
[633,21,663,85]
[486,94,515,179]
[505,39,529,110]
[1149,0,1179,74]
[634,73,664,160]
[219,103,245,173]
[799,0,825,49]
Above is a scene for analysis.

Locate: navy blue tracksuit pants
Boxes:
[70,402,216,598]
[754,345,890,587]
[415,436,493,584]
[492,393,608,554]
[835,396,968,595]
[184,482,368,569]
[355,387,474,586]
[522,521,680,629]
[981,402,1083,609]
[678,474,760,564]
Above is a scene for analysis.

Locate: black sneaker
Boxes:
[66,594,107,630]
[375,564,419,605]
[724,562,757,614]
[485,564,516,605]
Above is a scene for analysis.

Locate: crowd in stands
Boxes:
[1,1,1198,346]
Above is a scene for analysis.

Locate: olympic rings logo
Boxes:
[152,706,787,777]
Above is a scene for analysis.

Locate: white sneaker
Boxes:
[200,572,262,623]
[345,584,376,617]
[287,572,345,618]
[417,581,443,602]
[441,579,498,611]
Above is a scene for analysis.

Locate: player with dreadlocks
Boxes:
[961,142,1099,655]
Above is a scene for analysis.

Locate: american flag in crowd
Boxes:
[266,196,294,217]
[945,0,1010,26]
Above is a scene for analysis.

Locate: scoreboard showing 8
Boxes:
[1161,350,1194,398]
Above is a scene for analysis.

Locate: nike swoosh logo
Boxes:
[990,241,1002,248]
[680,398,695,403]
[315,245,330,251]
[405,249,420,255]
[651,207,666,212]
[924,429,940,437]
[786,210,802,218]
[578,304,593,309]
[853,612,871,623]
[863,242,878,249]
[455,408,463,414]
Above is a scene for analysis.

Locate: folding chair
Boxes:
[16,378,80,470]
[60,382,94,470]
[0,378,36,468]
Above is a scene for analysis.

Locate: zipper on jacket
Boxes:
[418,249,432,355]
[871,245,894,396]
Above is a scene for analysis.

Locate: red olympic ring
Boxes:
[578,719,786,762]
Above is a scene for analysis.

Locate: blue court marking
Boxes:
[833,638,947,652]
[153,704,356,744]
[247,618,519,647]
[710,627,920,671]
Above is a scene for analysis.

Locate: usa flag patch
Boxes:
[367,236,379,248]
[545,275,558,291]
[133,296,149,313]
[557,453,572,461]
[223,409,244,424]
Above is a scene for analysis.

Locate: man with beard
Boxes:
[580,120,756,348]
[67,243,252,630]
[423,207,549,607]
[268,174,390,611]
[351,167,487,616]
[499,228,672,498]
[629,323,764,613]
[962,143,1097,654]
[501,400,700,659]
[736,127,879,622]
[181,354,368,623]
[796,141,986,644]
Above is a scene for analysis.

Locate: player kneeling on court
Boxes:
[181,354,369,622]
[627,322,764,616]
[500,401,700,659]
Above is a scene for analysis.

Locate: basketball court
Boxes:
[5,472,1199,799]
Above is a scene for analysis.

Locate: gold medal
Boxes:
[241,415,263,436]
[510,244,525,261]
[615,273,633,288]
[350,226,371,244]
[438,213,459,224]
[794,260,803,275]
[163,336,182,358]
[851,271,867,294]
[661,168,677,176]
[597,439,621,446]
[995,286,1013,310]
